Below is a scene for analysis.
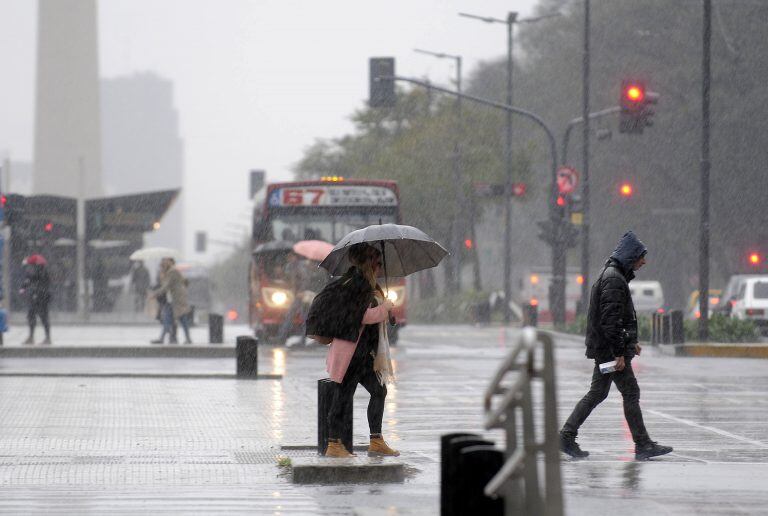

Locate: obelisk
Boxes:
[33,0,103,197]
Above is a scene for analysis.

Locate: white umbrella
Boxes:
[129,247,182,261]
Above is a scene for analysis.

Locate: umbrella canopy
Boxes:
[252,240,294,255]
[129,247,182,261]
[319,224,448,278]
[292,240,334,262]
[24,254,48,266]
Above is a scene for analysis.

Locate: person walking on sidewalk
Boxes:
[306,243,398,458]
[150,262,176,344]
[560,231,673,461]
[20,255,52,345]
[152,258,192,344]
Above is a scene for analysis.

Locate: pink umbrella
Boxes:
[292,240,334,262]
[24,254,48,266]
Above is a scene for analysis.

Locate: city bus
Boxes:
[250,177,407,343]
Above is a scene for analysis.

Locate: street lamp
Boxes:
[413,48,465,293]
[459,10,560,323]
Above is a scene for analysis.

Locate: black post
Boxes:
[318,378,353,455]
[699,0,711,341]
[236,335,258,377]
[208,313,223,344]
[580,0,592,314]
[503,12,517,324]
[441,435,494,516]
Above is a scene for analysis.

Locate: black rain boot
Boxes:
[635,441,673,460]
[560,431,589,458]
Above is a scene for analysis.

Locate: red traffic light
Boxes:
[749,252,762,266]
[556,195,566,207]
[619,183,634,197]
[43,222,54,232]
[622,81,646,105]
[0,195,6,208]
[464,239,473,250]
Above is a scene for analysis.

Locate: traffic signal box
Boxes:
[369,57,396,108]
[619,80,657,134]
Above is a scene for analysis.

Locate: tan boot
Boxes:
[325,439,354,458]
[368,436,400,457]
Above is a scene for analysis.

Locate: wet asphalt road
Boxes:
[0,324,767,514]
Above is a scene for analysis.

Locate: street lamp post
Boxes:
[699,0,712,341]
[580,0,592,315]
[414,48,465,293]
[459,10,560,323]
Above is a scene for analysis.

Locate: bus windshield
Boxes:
[270,211,397,243]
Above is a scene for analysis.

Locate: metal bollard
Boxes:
[441,435,494,516]
[236,335,258,377]
[440,433,479,512]
[661,313,671,344]
[318,378,353,455]
[454,445,504,515]
[208,313,223,344]
[522,303,538,327]
[670,309,685,344]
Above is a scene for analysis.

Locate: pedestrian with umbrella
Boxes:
[307,224,447,458]
[20,254,52,345]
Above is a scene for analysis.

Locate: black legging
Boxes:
[27,300,51,338]
[328,345,387,439]
[562,358,650,445]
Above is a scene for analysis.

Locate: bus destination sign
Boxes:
[269,185,398,207]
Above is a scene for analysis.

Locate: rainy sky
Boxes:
[0,0,537,260]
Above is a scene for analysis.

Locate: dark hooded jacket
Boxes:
[305,266,379,351]
[585,231,647,361]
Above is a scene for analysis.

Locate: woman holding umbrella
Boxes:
[308,242,398,458]
[20,254,52,345]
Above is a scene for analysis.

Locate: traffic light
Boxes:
[3,193,26,226]
[749,252,763,267]
[369,57,396,108]
[619,182,634,197]
[619,80,658,134]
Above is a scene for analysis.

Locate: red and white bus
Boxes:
[250,177,407,343]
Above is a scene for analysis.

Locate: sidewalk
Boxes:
[0,324,767,514]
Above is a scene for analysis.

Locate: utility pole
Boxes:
[699,0,711,341]
[413,48,464,293]
[77,157,89,321]
[459,10,560,322]
[1,158,10,315]
[580,0,592,314]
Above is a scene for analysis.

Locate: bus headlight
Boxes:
[385,287,405,307]
[262,287,294,308]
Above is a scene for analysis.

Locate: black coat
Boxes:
[585,231,646,361]
[22,265,51,306]
[305,267,379,349]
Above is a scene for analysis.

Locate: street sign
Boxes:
[556,166,579,195]
[473,182,527,197]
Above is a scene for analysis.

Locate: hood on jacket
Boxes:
[609,231,647,271]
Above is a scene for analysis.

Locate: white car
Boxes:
[730,276,768,333]
[629,281,665,315]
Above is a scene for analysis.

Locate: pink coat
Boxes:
[326,304,389,383]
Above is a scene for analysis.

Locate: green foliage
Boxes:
[408,290,492,324]
[563,314,587,336]
[684,314,759,343]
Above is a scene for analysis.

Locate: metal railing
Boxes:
[483,327,563,516]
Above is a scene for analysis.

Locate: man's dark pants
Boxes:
[562,358,650,445]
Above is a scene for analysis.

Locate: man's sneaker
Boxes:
[635,441,673,460]
[559,432,589,458]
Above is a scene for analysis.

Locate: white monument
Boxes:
[33,0,103,198]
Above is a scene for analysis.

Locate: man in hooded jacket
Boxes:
[560,231,673,461]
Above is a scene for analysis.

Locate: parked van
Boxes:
[730,276,768,333]
[628,281,664,314]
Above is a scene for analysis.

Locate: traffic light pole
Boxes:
[379,75,566,325]
[699,0,711,341]
[581,0,591,317]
